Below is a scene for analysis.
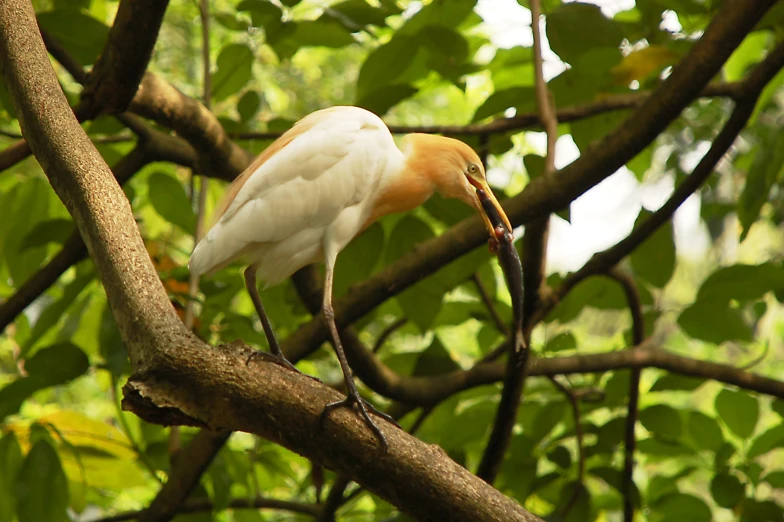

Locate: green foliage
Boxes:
[1,1,784,521]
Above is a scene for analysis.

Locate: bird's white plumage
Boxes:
[189,106,404,285]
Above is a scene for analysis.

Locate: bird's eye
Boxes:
[467,163,479,175]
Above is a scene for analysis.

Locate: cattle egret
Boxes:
[190,106,513,448]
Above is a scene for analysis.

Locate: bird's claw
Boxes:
[319,394,397,451]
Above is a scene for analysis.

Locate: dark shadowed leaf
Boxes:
[640,404,682,441]
[711,472,745,509]
[212,44,254,102]
[238,0,282,28]
[412,338,460,377]
[16,441,69,522]
[543,332,576,352]
[357,84,418,115]
[399,0,477,35]
[629,209,675,288]
[715,389,759,439]
[25,343,89,385]
[678,299,753,344]
[654,493,711,522]
[292,19,354,48]
[334,222,384,297]
[327,0,400,29]
[147,172,196,234]
[19,219,74,251]
[748,425,784,459]
[738,129,784,240]
[546,3,623,64]
[472,86,536,122]
[237,91,261,123]
[650,374,705,392]
[357,35,420,99]
[686,411,723,452]
[697,262,784,303]
[763,471,784,488]
[0,432,22,522]
[739,499,784,522]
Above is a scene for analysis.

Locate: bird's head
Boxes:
[403,133,513,236]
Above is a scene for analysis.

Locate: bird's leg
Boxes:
[318,266,396,450]
[243,265,300,374]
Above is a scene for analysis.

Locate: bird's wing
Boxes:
[190,107,396,276]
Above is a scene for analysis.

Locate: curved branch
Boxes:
[280,0,779,365]
[80,0,169,118]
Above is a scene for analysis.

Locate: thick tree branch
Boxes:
[80,0,169,118]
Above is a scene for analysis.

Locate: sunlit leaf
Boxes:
[0,433,22,522]
[147,171,196,234]
[611,45,678,86]
[738,130,784,240]
[36,10,109,66]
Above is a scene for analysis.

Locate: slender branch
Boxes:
[138,430,231,522]
[91,492,320,522]
[228,82,744,141]
[471,273,509,336]
[373,318,408,353]
[607,268,644,522]
[317,475,352,522]
[548,376,585,515]
[533,40,784,326]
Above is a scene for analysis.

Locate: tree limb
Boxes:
[0,4,542,520]
[279,0,778,366]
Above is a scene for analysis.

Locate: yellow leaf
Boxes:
[611,46,678,86]
[39,410,136,460]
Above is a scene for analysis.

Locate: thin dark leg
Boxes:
[244,265,300,373]
[318,267,396,450]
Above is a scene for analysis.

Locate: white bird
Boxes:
[190,106,512,447]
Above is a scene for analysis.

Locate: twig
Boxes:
[606,268,644,522]
[548,376,585,515]
[471,273,509,336]
[373,317,408,353]
[90,496,320,522]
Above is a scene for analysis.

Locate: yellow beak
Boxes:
[468,178,513,236]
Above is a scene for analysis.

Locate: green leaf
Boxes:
[16,441,69,522]
[637,438,692,456]
[212,44,254,102]
[715,389,759,439]
[356,35,420,99]
[385,216,440,331]
[18,219,74,252]
[0,433,22,522]
[571,109,629,152]
[639,405,682,441]
[334,222,384,297]
[653,493,711,522]
[36,10,109,66]
[529,401,566,444]
[773,399,784,419]
[25,343,89,385]
[238,0,282,28]
[147,172,196,234]
[237,91,261,123]
[650,374,704,392]
[629,209,675,288]
[399,0,477,35]
[763,471,784,488]
[748,424,784,459]
[292,19,354,48]
[417,26,469,82]
[697,262,784,303]
[739,499,784,522]
[677,299,753,344]
[546,3,623,64]
[412,338,460,377]
[686,411,723,452]
[215,11,250,31]
[472,86,536,122]
[738,125,784,242]
[328,0,400,29]
[547,446,571,469]
[357,84,418,115]
[711,472,745,509]
[543,332,576,352]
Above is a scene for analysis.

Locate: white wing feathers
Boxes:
[189,110,397,280]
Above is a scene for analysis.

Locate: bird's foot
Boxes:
[319,392,398,451]
[246,350,301,374]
